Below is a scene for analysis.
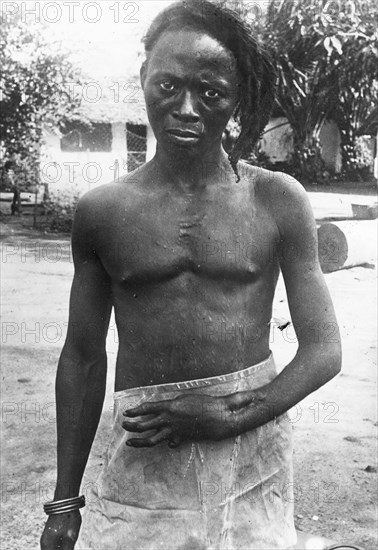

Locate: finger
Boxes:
[126,427,171,448]
[123,401,164,417]
[122,416,164,433]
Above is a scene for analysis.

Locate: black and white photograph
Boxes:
[1,1,377,549]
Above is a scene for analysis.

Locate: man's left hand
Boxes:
[122,393,239,448]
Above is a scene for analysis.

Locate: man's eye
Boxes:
[159,81,176,92]
[203,89,220,99]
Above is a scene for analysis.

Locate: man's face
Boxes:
[141,29,239,157]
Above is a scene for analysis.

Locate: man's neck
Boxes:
[151,145,234,193]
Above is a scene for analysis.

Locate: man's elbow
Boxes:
[300,340,342,383]
[302,320,342,380]
[320,339,342,382]
[328,343,342,378]
[60,340,107,370]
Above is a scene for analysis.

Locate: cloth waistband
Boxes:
[114,352,274,400]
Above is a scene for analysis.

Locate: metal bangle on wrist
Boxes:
[43,495,85,515]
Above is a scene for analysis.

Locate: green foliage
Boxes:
[0,13,82,187]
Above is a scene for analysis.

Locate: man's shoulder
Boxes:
[75,167,147,220]
[77,181,121,209]
[240,162,303,193]
[240,162,308,210]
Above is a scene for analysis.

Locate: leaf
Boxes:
[331,36,343,55]
[323,37,332,55]
[292,80,307,97]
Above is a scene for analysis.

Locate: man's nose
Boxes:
[173,90,200,122]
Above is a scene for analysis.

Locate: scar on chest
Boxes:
[179,215,203,230]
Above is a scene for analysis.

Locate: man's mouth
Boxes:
[165,128,201,143]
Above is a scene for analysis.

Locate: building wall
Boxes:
[41,123,128,198]
[260,117,293,163]
[42,122,157,198]
[260,117,342,173]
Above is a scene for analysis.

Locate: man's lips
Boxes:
[165,128,201,138]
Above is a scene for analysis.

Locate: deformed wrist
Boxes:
[228,387,273,434]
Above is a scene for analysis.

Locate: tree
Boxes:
[263,0,378,179]
[219,0,378,180]
[262,0,333,179]
[329,2,378,173]
[0,12,82,187]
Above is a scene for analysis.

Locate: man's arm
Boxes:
[227,173,342,430]
[41,194,112,548]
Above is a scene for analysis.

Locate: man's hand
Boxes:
[122,393,240,448]
[40,511,81,550]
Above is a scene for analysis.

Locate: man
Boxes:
[40,1,341,549]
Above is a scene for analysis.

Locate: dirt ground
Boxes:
[1,191,377,549]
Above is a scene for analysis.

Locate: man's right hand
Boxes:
[40,511,81,550]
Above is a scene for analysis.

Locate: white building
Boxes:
[41,78,156,198]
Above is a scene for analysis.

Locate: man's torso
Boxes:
[88,162,282,390]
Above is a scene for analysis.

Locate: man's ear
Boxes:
[140,60,147,90]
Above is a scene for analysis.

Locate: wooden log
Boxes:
[317,220,377,273]
[351,202,378,220]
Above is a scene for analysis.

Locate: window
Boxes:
[126,123,146,172]
[60,122,112,152]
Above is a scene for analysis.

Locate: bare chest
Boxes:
[98,187,279,285]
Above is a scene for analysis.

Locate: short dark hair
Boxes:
[143,0,276,179]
